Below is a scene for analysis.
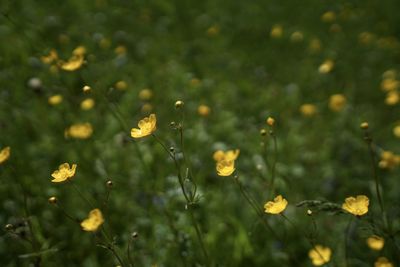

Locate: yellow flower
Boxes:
[115,80,128,90]
[329,94,346,112]
[264,195,288,214]
[65,123,93,139]
[48,94,63,105]
[0,146,11,164]
[216,160,235,176]
[385,91,399,105]
[290,31,303,43]
[139,89,153,100]
[375,257,394,267]
[381,78,399,92]
[41,49,58,64]
[141,103,153,113]
[213,149,240,162]
[198,105,211,117]
[270,24,283,39]
[266,117,275,126]
[308,245,332,266]
[51,163,77,183]
[300,104,317,117]
[115,45,127,55]
[80,98,95,110]
[72,46,86,56]
[309,38,322,53]
[81,209,104,232]
[318,59,334,74]
[321,11,336,23]
[342,195,369,216]
[60,54,84,71]
[82,85,91,93]
[131,114,157,138]
[367,235,385,251]
[393,125,400,138]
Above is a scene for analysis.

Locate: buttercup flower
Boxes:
[115,81,128,90]
[270,24,283,39]
[300,104,317,117]
[0,146,11,164]
[80,98,95,110]
[216,160,235,176]
[65,123,93,139]
[51,163,77,183]
[342,195,369,216]
[59,48,85,71]
[139,89,153,100]
[318,60,334,74]
[308,245,332,266]
[198,105,211,116]
[367,235,385,251]
[213,149,240,162]
[41,49,58,64]
[48,94,63,105]
[131,114,157,138]
[264,195,288,214]
[329,94,346,112]
[81,209,104,232]
[375,257,394,267]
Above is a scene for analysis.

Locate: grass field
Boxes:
[1,0,400,266]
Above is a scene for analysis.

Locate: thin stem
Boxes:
[69,181,94,208]
[189,209,210,266]
[127,237,135,267]
[269,132,278,197]
[100,228,125,266]
[344,217,353,267]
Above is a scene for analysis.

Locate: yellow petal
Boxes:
[0,146,11,164]
[81,209,104,231]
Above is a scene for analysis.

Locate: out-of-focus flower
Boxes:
[139,89,153,100]
[270,24,283,39]
[83,85,91,93]
[81,209,104,232]
[359,32,375,45]
[131,114,156,138]
[379,150,400,169]
[266,117,275,126]
[381,78,399,92]
[342,195,369,216]
[207,25,220,37]
[115,45,127,55]
[141,103,153,113]
[0,147,11,164]
[198,105,211,116]
[375,257,394,267]
[80,98,95,110]
[216,160,235,176]
[300,104,317,117]
[115,81,128,90]
[393,125,400,138]
[65,123,93,139]
[60,54,84,71]
[290,31,303,42]
[72,46,86,56]
[41,49,58,64]
[367,235,385,251]
[321,11,336,23]
[190,78,201,87]
[329,94,346,112]
[51,163,77,183]
[318,60,334,74]
[309,38,322,53]
[385,91,399,105]
[48,95,63,105]
[264,195,288,214]
[308,245,332,266]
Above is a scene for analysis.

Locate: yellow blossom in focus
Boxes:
[51,163,77,183]
[375,257,394,267]
[72,46,86,56]
[66,123,93,139]
[48,95,63,105]
[0,147,11,164]
[213,149,240,162]
[139,89,153,100]
[131,114,157,138]
[329,94,346,112]
[321,11,336,23]
[80,98,95,110]
[270,24,283,39]
[367,235,385,251]
[216,160,235,176]
[385,91,399,105]
[342,195,369,216]
[393,125,400,138]
[300,104,317,117]
[60,54,84,71]
[115,81,128,90]
[318,59,334,74]
[308,245,332,266]
[207,25,220,37]
[198,105,211,116]
[81,209,104,232]
[264,195,288,214]
[41,49,58,64]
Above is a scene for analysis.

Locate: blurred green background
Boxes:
[1,0,400,266]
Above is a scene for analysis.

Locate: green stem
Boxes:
[269,132,278,197]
